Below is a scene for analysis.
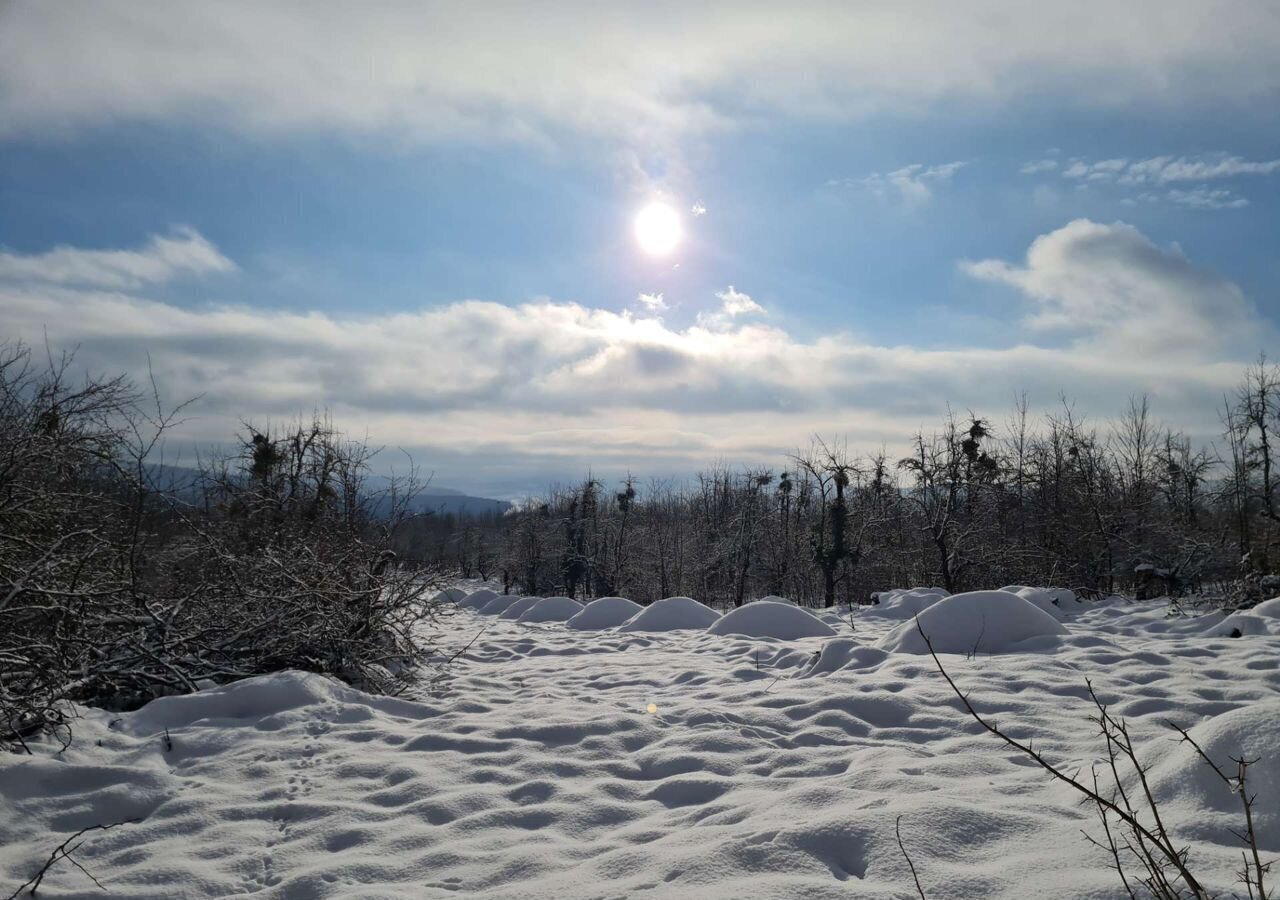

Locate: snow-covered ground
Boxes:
[2,591,1279,899]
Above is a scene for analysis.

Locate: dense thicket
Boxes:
[0,344,441,751]
[475,363,1280,608]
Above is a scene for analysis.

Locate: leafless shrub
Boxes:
[1,343,443,751]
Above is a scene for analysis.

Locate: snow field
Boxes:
[2,591,1278,898]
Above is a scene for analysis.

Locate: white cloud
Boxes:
[1164,187,1250,209]
[1119,154,1280,185]
[1020,159,1058,175]
[1062,158,1129,180]
[961,218,1259,356]
[636,292,668,312]
[1062,153,1280,186]
[850,161,967,205]
[1,223,1269,490]
[0,227,235,289]
[716,286,764,318]
[691,203,707,217]
[2,3,1277,151]
[1051,153,1279,208]
[696,286,766,330]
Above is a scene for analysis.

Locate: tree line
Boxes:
[439,360,1280,609]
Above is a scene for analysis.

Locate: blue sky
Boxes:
[2,2,1279,496]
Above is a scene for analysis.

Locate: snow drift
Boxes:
[617,596,721,632]
[1205,612,1274,637]
[432,587,469,604]
[458,588,500,610]
[1146,700,1280,852]
[475,594,528,616]
[517,596,585,623]
[1253,596,1280,617]
[878,589,1068,654]
[495,595,545,619]
[567,596,643,630]
[708,601,836,639]
[867,588,948,620]
[799,638,890,676]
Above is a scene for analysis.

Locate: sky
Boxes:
[1,2,1279,497]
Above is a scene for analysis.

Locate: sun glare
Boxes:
[634,202,682,256]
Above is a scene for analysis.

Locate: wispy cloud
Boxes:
[1020,159,1058,175]
[1060,153,1280,186]
[1027,152,1279,209]
[0,227,235,289]
[1163,187,1250,209]
[835,161,967,206]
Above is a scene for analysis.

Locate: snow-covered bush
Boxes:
[706,600,836,639]
[0,347,442,751]
[877,590,1067,654]
[618,596,721,631]
[566,596,642,630]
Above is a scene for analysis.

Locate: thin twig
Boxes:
[895,815,928,899]
[3,819,138,900]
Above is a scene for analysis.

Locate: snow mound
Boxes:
[517,596,585,623]
[567,596,643,630]
[458,588,500,609]
[1253,596,1280,617]
[799,638,889,676]
[877,589,1068,654]
[754,594,796,605]
[868,588,948,620]
[1001,585,1084,616]
[1147,700,1280,851]
[124,670,343,733]
[432,587,469,604]
[1009,587,1067,619]
[618,596,721,632]
[477,594,530,616]
[708,601,836,639]
[1046,587,1085,610]
[499,595,550,620]
[1205,613,1273,637]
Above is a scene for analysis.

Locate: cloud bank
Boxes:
[0,219,1268,492]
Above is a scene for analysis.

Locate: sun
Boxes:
[634,202,682,256]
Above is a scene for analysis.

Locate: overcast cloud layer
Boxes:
[4,1,1279,153]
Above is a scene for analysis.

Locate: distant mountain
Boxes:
[144,465,510,519]
[409,492,510,518]
[418,485,466,497]
[366,476,511,518]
